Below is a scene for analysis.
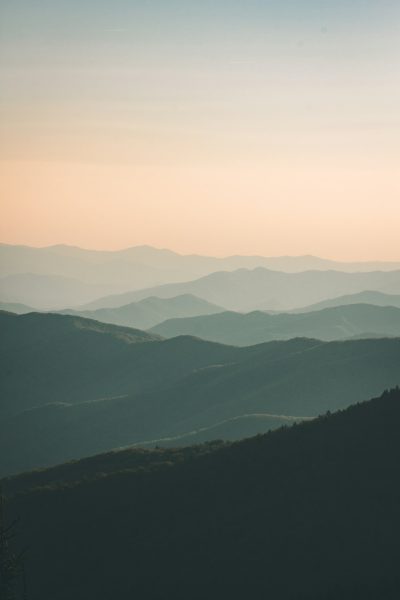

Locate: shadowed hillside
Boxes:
[1,310,399,475]
[151,303,400,345]
[0,310,246,419]
[3,388,400,600]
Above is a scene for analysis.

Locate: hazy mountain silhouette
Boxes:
[0,273,119,310]
[4,244,400,310]
[1,310,399,475]
[151,304,400,345]
[4,388,400,600]
[2,242,400,286]
[0,244,190,291]
[293,290,400,312]
[59,294,225,329]
[0,301,34,314]
[85,267,400,311]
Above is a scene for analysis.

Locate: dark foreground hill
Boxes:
[3,388,400,600]
[1,310,400,475]
[151,303,400,345]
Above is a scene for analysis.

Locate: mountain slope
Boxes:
[294,290,400,312]
[0,311,246,419]
[60,294,224,329]
[151,304,400,345]
[83,267,400,311]
[4,388,400,600]
[1,316,399,475]
[128,413,312,447]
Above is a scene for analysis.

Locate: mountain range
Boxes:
[151,303,400,345]
[2,242,400,281]
[60,294,224,330]
[2,243,400,309]
[292,290,400,312]
[85,267,400,311]
[0,310,234,418]
[2,242,400,599]
[4,387,400,600]
[1,310,399,476]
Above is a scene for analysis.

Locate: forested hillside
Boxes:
[1,311,400,475]
[3,388,400,600]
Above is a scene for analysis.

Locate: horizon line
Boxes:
[1,241,400,265]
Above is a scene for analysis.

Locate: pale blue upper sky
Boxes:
[1,1,399,69]
[1,1,399,162]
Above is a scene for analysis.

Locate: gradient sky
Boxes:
[1,1,399,259]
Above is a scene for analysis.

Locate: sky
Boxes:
[0,0,399,259]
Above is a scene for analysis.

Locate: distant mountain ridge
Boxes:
[0,273,118,310]
[151,304,400,345]
[59,294,225,330]
[85,267,400,311]
[2,243,400,279]
[0,300,35,314]
[2,243,400,309]
[293,290,400,312]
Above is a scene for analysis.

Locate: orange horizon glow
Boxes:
[1,157,400,262]
[1,2,399,261]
